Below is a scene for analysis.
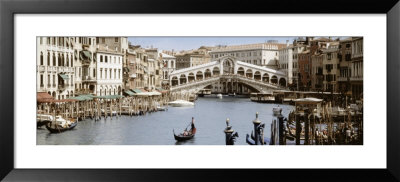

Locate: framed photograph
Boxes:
[1,0,399,181]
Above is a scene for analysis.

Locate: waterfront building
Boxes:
[175,47,211,70]
[310,52,324,91]
[37,37,75,100]
[124,48,137,90]
[298,37,333,91]
[278,43,294,85]
[337,37,353,94]
[160,52,176,89]
[95,47,123,96]
[321,42,340,92]
[291,40,308,90]
[210,42,286,69]
[350,37,363,100]
[73,37,98,96]
[298,49,311,90]
[145,48,163,90]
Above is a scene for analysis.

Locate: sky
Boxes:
[127,37,298,51]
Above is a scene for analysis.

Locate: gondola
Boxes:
[45,116,78,133]
[46,121,77,133]
[173,122,196,141]
[173,130,195,141]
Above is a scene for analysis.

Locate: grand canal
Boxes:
[37,96,295,145]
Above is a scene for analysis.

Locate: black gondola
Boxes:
[37,120,51,128]
[173,118,196,141]
[173,129,195,141]
[46,121,77,133]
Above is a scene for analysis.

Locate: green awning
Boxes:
[80,50,92,61]
[58,74,69,80]
[124,90,135,96]
[68,94,93,101]
[93,95,124,99]
[132,89,142,93]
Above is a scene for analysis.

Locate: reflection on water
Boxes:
[37,96,294,145]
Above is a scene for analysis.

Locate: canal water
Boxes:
[37,96,295,145]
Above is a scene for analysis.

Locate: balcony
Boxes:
[58,84,65,90]
[38,65,46,72]
[82,76,97,83]
[350,76,363,81]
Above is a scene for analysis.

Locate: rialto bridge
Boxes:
[169,56,288,94]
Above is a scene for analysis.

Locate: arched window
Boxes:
[47,52,50,66]
[40,52,43,65]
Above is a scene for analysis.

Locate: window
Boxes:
[53,75,55,85]
[40,52,43,65]
[105,69,107,79]
[96,37,99,44]
[327,53,332,60]
[114,69,116,79]
[40,75,43,87]
[105,56,108,63]
[79,37,82,43]
[93,69,96,78]
[115,37,119,42]
[100,68,103,79]
[102,37,105,43]
[100,55,103,62]
[47,52,50,66]
[118,69,121,79]
[47,37,50,45]
[67,55,69,67]
[39,37,43,45]
[53,53,56,66]
[89,38,91,45]
[346,44,350,48]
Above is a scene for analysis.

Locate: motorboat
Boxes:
[217,94,223,99]
[157,105,167,111]
[168,100,195,107]
[37,114,53,128]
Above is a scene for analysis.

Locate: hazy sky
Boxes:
[127,37,297,51]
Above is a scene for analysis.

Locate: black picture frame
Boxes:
[1,0,399,181]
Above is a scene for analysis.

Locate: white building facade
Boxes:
[96,51,123,96]
[278,45,293,84]
[37,37,75,100]
[160,52,176,87]
[210,43,286,69]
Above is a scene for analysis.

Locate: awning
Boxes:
[132,89,142,93]
[58,74,69,80]
[93,95,124,99]
[68,94,94,101]
[81,50,92,60]
[37,92,54,103]
[156,87,168,93]
[124,90,135,96]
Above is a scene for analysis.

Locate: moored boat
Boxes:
[273,105,282,116]
[217,93,223,99]
[37,114,53,128]
[168,100,195,107]
[45,116,77,133]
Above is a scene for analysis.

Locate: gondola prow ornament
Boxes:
[246,112,270,145]
[224,118,239,145]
